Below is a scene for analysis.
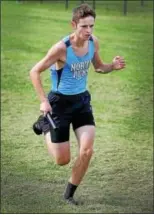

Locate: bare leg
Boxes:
[44,132,70,165]
[69,125,95,185]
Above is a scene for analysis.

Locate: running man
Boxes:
[30,3,125,205]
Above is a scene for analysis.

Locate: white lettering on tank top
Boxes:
[71,60,91,80]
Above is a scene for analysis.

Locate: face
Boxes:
[72,16,95,41]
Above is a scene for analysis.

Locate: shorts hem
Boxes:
[73,122,95,131]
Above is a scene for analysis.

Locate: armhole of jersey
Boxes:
[57,67,63,89]
[56,37,71,91]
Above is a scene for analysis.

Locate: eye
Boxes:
[81,25,94,28]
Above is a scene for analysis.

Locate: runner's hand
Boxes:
[112,56,125,70]
[40,100,52,115]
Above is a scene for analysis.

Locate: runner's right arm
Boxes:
[30,41,66,114]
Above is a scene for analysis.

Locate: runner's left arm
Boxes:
[92,36,125,74]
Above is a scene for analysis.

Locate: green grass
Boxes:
[1,1,153,214]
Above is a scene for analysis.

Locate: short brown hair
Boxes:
[72,3,96,23]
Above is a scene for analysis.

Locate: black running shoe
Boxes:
[32,115,44,135]
[64,197,79,206]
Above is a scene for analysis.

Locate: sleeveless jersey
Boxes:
[50,35,95,95]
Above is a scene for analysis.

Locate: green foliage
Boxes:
[1,1,153,213]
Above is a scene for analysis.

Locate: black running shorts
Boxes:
[42,90,95,143]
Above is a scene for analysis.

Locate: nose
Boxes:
[87,26,91,34]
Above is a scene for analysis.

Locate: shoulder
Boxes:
[49,40,66,53]
[46,39,67,59]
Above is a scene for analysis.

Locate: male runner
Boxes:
[30,3,125,205]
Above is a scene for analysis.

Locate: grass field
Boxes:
[1,1,153,214]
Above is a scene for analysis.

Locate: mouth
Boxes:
[85,34,90,38]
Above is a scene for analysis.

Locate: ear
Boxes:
[71,21,77,30]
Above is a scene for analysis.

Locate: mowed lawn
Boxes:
[1,1,153,214]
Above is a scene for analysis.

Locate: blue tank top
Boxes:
[50,35,95,95]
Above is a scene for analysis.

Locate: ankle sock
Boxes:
[64,182,78,199]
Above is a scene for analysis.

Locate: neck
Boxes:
[71,33,85,47]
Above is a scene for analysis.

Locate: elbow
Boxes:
[29,69,39,81]
[95,68,104,74]
[94,64,105,74]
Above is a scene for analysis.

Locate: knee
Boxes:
[55,157,70,166]
[80,147,93,159]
